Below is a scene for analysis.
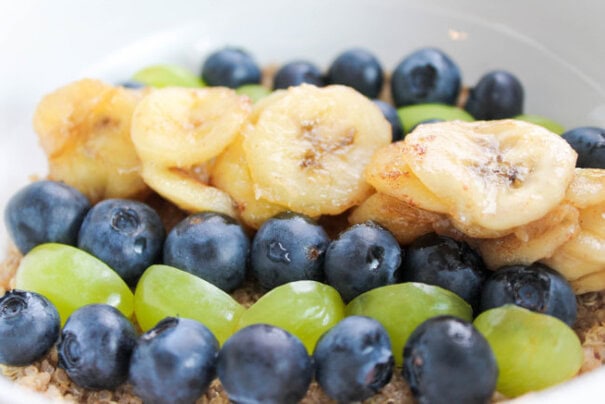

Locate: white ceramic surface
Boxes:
[1,1,604,402]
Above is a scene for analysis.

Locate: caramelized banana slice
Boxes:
[210,137,285,228]
[243,84,391,217]
[565,168,605,209]
[364,142,449,213]
[402,120,577,232]
[348,192,442,245]
[33,79,148,202]
[477,203,580,270]
[131,87,251,215]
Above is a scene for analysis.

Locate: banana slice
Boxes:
[348,192,442,245]
[542,202,605,282]
[565,168,605,209]
[364,142,449,213]
[210,136,285,228]
[131,87,251,215]
[571,270,605,295]
[33,79,148,202]
[477,203,580,270]
[402,120,577,231]
[242,84,391,217]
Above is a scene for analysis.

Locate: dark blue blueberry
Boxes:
[409,118,445,133]
[480,263,577,327]
[163,212,250,292]
[201,47,261,88]
[250,211,329,290]
[120,80,146,89]
[314,316,393,402]
[464,70,524,119]
[129,317,219,404]
[327,48,384,98]
[373,100,404,142]
[561,126,605,168]
[391,48,461,107]
[403,316,498,404]
[57,304,137,390]
[77,199,165,286]
[401,233,488,312]
[324,222,402,302]
[273,60,324,89]
[0,290,60,366]
[5,180,91,254]
[217,324,312,403]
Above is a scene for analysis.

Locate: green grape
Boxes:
[132,64,205,88]
[236,281,345,353]
[134,264,244,345]
[474,305,583,398]
[236,84,271,103]
[346,282,472,366]
[397,103,474,134]
[514,114,565,135]
[15,243,134,325]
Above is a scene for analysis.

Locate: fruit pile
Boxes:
[1,46,605,403]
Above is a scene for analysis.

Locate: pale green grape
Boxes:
[474,305,583,398]
[134,264,244,345]
[397,103,474,134]
[236,84,271,103]
[236,281,345,353]
[15,243,133,325]
[346,282,472,366]
[132,64,204,88]
[514,114,565,135]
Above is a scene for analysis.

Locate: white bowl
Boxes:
[1,1,604,402]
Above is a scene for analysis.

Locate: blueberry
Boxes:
[57,304,137,390]
[324,222,402,302]
[464,70,524,119]
[480,263,577,326]
[327,48,384,98]
[250,211,329,290]
[201,47,261,88]
[401,233,488,311]
[5,180,91,254]
[409,118,445,133]
[273,60,324,89]
[391,48,461,107]
[314,316,393,402]
[0,290,60,366]
[561,126,605,168]
[129,317,219,404]
[77,199,165,286]
[217,324,313,403]
[120,80,145,89]
[373,99,404,142]
[163,212,250,292]
[403,316,497,404]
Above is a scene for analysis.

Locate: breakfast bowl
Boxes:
[1,0,604,403]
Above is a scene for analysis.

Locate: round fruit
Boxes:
[218,324,313,403]
[561,126,605,168]
[314,316,394,402]
[474,305,583,397]
[237,280,345,353]
[480,263,577,327]
[327,48,384,98]
[346,282,472,366]
[15,243,134,325]
[464,70,524,120]
[0,290,60,366]
[324,221,402,302]
[58,304,137,390]
[373,99,404,141]
[5,180,91,254]
[129,317,219,404]
[403,316,498,404]
[273,60,325,89]
[201,47,261,88]
[77,198,165,286]
[391,47,461,107]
